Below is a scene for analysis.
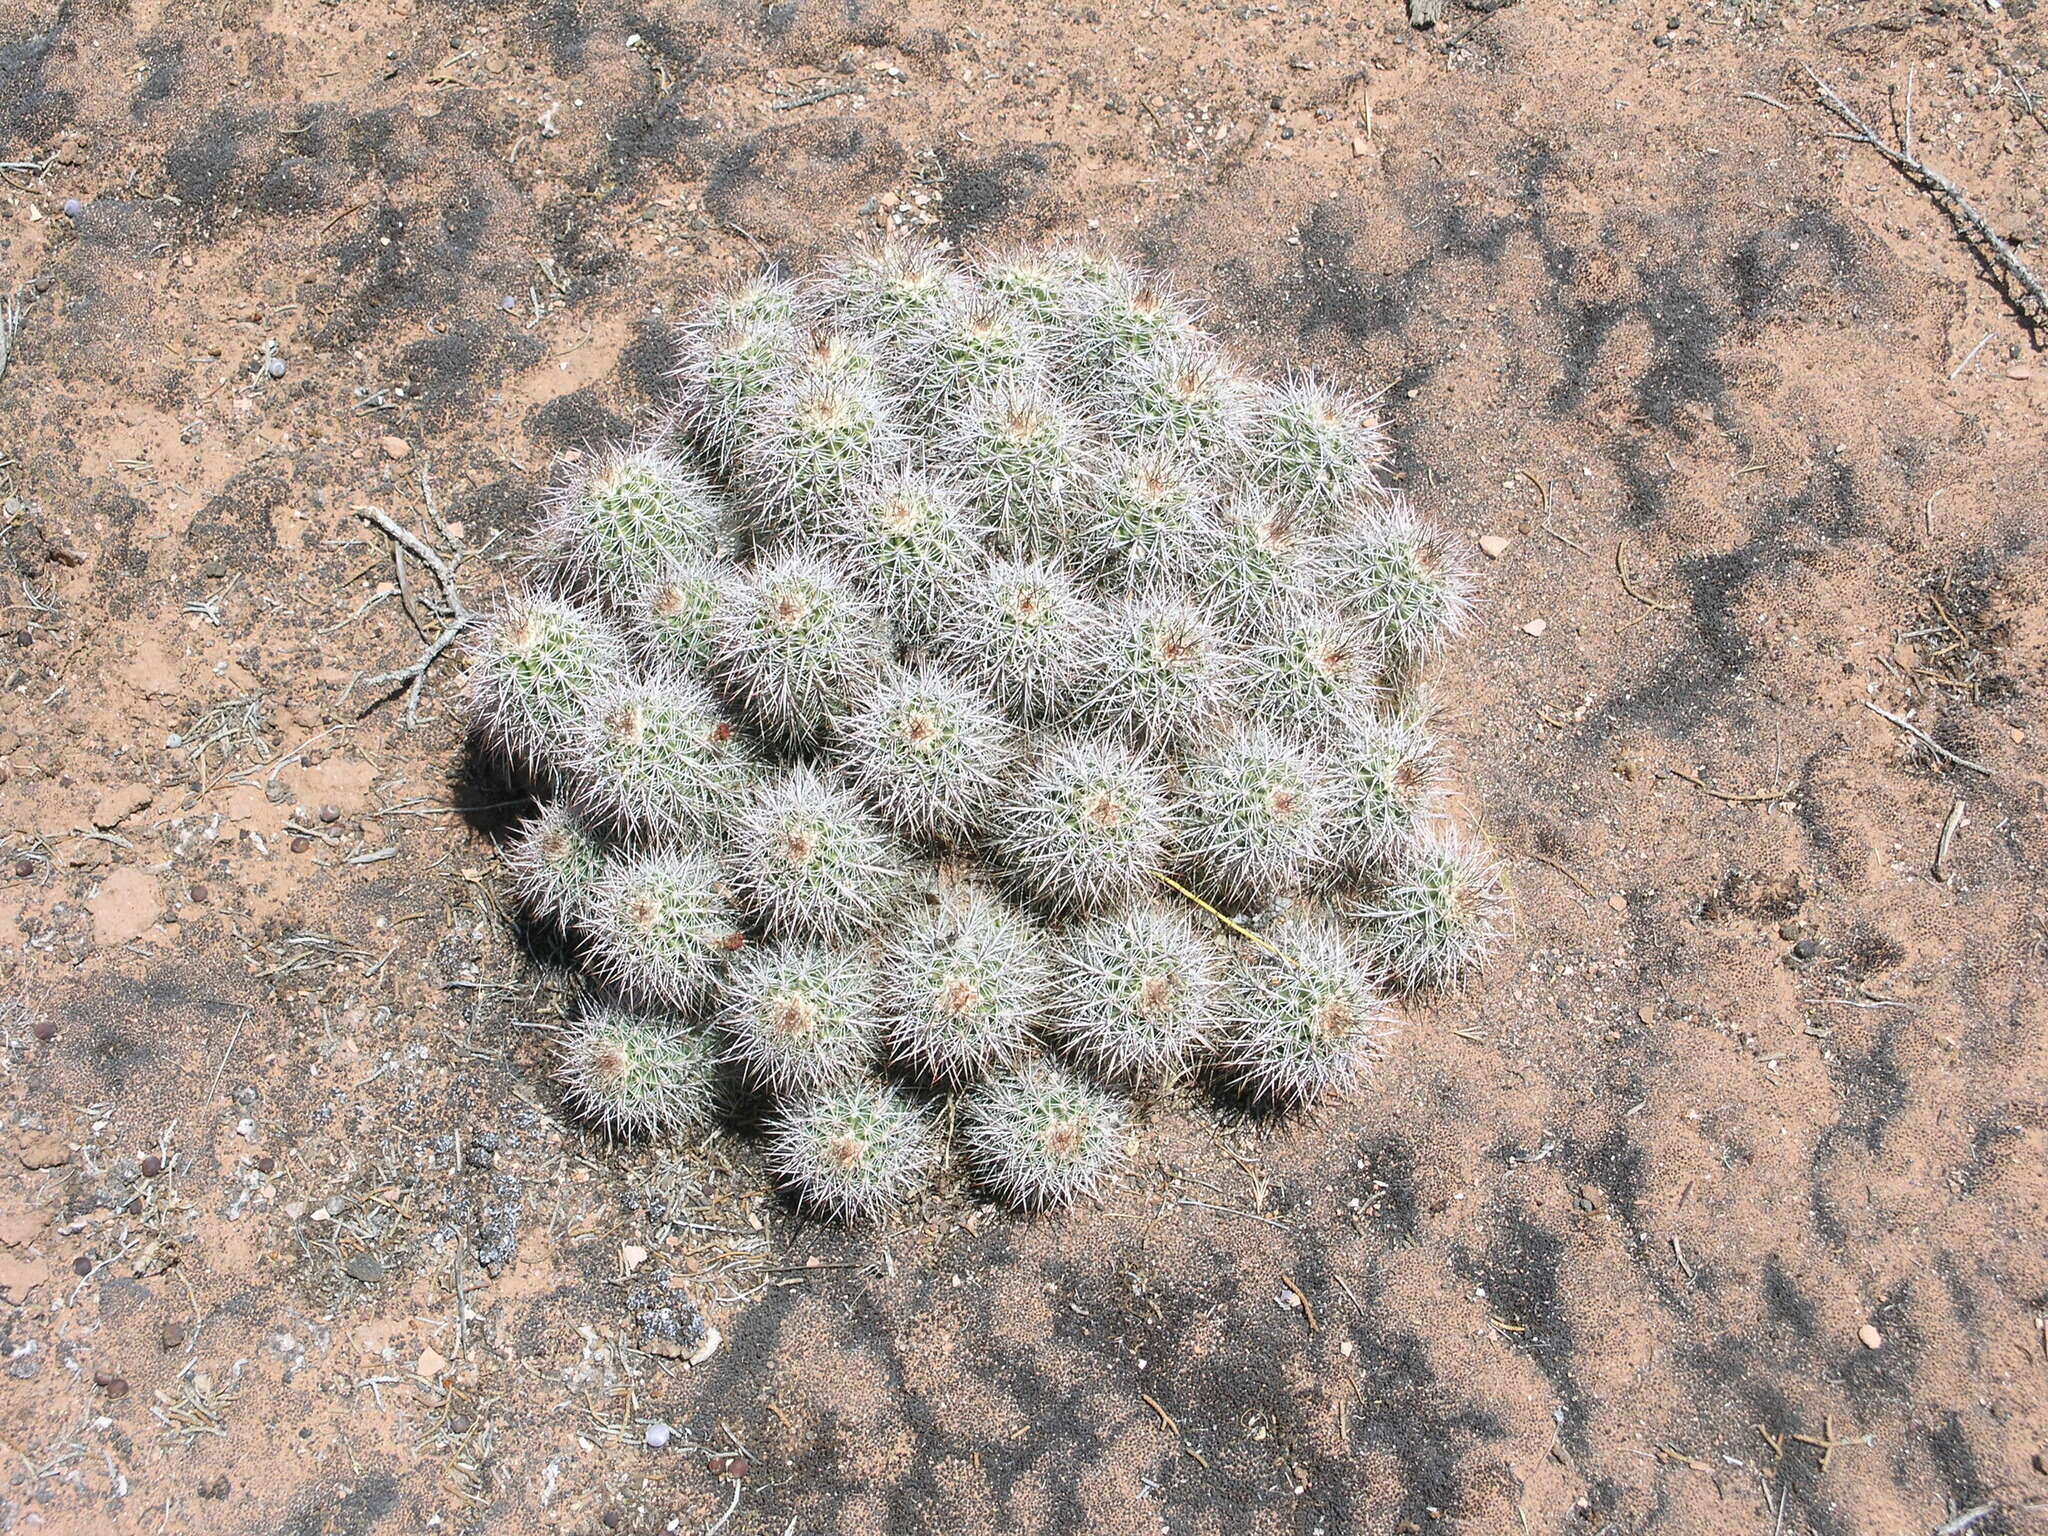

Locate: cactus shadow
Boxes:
[450,722,545,844]
[448,724,593,970]
[1199,1074,1314,1128]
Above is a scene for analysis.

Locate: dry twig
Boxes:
[1523,850,1600,901]
[772,81,863,111]
[1800,65,2048,333]
[1615,542,1679,612]
[1667,766,1790,804]
[1933,799,1966,881]
[355,505,474,725]
[1860,700,1992,777]
[0,287,24,385]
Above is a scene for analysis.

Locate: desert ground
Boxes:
[0,0,2044,1532]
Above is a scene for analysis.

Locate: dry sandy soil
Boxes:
[1,0,2045,1532]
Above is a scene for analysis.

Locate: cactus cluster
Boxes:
[477,240,1503,1223]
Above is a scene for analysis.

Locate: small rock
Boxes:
[1521,618,1548,637]
[2008,367,2034,380]
[708,1453,750,1479]
[160,1321,187,1350]
[73,1255,94,1276]
[343,1252,386,1284]
[1607,894,1626,911]
[1478,534,1509,560]
[254,1154,275,1175]
[96,1372,130,1398]
[318,804,340,824]
[62,198,82,218]
[1791,937,1819,960]
[621,1244,649,1276]
[417,1346,448,1378]
[266,356,287,379]
[644,1421,672,1449]
[1858,1323,1884,1349]
[31,1016,56,1042]
[20,1135,71,1170]
[380,436,412,460]
[139,1155,163,1177]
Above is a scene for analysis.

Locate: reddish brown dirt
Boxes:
[1,2,2045,1533]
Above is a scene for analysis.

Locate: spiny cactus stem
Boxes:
[1150,870,1298,968]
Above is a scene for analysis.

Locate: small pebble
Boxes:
[14,859,35,879]
[32,1016,56,1041]
[266,356,287,378]
[188,883,210,905]
[254,1154,275,1174]
[1859,1323,1884,1349]
[1478,534,1509,560]
[160,1322,187,1350]
[644,1422,672,1449]
[140,1154,163,1177]
[1791,937,1819,960]
[72,1255,93,1276]
[97,1373,130,1398]
[63,198,82,219]
[318,804,340,824]
[379,436,411,460]
[1521,618,1548,637]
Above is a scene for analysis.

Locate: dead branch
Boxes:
[356,505,474,726]
[0,287,25,385]
[1799,64,2048,335]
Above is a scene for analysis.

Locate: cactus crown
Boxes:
[474,239,1499,1220]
